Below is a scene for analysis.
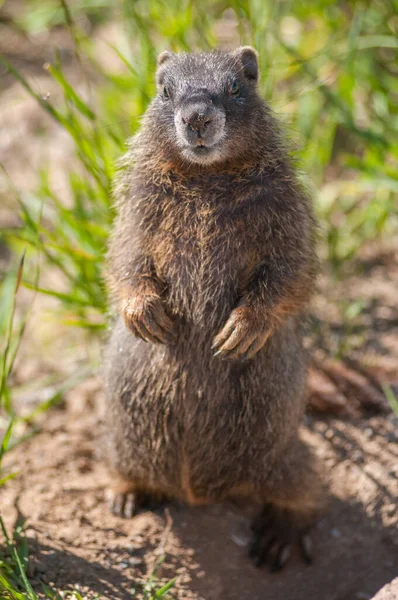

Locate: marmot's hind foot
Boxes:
[249,503,313,571]
[109,489,168,518]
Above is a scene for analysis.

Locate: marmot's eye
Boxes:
[230,81,240,96]
[163,86,170,100]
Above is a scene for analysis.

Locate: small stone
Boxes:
[331,528,341,538]
[35,560,47,574]
[129,557,143,566]
[231,518,251,547]
[385,505,397,517]
[231,532,250,547]
[25,529,37,540]
[352,450,364,464]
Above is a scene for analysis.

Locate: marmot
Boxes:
[104,47,325,571]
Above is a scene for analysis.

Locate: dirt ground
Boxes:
[2,390,398,600]
[1,14,398,600]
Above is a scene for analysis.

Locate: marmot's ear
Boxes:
[156,51,174,86]
[234,46,259,82]
[157,51,174,68]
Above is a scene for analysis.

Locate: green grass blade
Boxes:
[153,578,176,598]
[0,418,14,467]
[0,517,37,600]
[0,471,20,487]
[382,383,398,416]
[47,64,96,120]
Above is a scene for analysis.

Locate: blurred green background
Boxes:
[0,0,397,426]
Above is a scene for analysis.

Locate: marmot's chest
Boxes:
[149,199,261,321]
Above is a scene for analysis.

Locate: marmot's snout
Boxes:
[181,104,213,141]
[175,93,226,162]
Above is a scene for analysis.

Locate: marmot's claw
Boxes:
[213,308,270,360]
[212,320,255,359]
[299,531,313,564]
[249,503,313,570]
[109,489,168,518]
[123,296,176,345]
[110,491,137,518]
[213,328,268,360]
[269,543,293,571]
[129,315,175,345]
[134,316,168,345]
[128,323,147,343]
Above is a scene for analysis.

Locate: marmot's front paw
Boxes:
[212,306,270,360]
[121,293,176,345]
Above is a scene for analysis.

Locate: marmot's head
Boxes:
[149,47,266,166]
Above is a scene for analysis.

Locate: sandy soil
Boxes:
[2,393,398,600]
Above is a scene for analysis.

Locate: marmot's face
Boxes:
[153,47,261,166]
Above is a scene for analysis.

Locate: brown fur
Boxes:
[103,49,325,526]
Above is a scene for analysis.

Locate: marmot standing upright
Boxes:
[104,47,325,571]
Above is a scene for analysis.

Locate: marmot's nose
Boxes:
[182,110,213,136]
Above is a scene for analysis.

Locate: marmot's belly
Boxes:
[154,244,244,327]
[166,272,238,327]
[107,316,306,500]
[164,354,281,501]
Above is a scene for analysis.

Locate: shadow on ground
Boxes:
[2,409,397,600]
